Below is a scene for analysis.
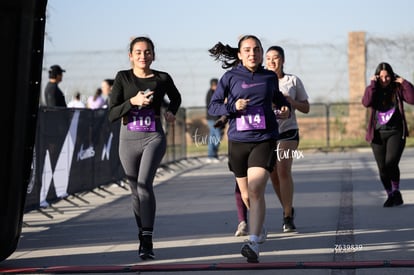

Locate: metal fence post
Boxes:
[326,103,330,149]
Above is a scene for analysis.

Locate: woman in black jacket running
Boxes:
[108,36,182,260]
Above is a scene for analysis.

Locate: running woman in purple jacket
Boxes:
[208,35,290,263]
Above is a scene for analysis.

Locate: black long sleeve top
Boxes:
[108,69,182,123]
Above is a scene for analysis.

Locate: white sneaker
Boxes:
[206,157,220,163]
[235,221,248,237]
[241,240,259,263]
[39,200,49,208]
[59,192,69,199]
[257,226,267,244]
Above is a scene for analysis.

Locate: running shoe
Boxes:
[393,190,404,206]
[241,240,259,263]
[257,226,267,244]
[39,200,49,208]
[383,194,394,207]
[139,235,155,260]
[235,221,248,237]
[283,216,296,232]
[206,157,220,163]
[282,208,296,232]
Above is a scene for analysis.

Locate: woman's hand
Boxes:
[235,98,250,111]
[277,105,290,119]
[164,111,176,123]
[395,76,404,84]
[130,90,154,107]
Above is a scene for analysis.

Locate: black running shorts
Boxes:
[228,139,277,178]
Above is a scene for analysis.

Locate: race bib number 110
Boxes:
[127,108,156,132]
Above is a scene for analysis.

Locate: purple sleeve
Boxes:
[208,76,234,116]
[362,80,376,107]
[400,80,414,104]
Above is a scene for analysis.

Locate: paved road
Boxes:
[1,148,414,274]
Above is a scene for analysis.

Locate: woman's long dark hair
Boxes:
[208,35,262,69]
[374,62,399,90]
[93,88,102,101]
[375,62,397,81]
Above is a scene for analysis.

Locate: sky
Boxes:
[43,0,414,106]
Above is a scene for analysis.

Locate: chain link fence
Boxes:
[183,103,414,155]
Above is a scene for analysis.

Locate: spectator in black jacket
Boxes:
[44,65,66,107]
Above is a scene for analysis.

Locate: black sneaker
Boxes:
[283,216,296,232]
[282,208,296,232]
[139,235,155,260]
[383,194,394,207]
[393,190,404,206]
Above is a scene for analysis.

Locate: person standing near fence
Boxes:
[266,46,309,232]
[362,62,414,207]
[87,88,105,109]
[44,65,67,107]
[205,78,223,162]
[101,78,114,108]
[67,92,85,108]
[108,36,182,260]
[208,35,290,263]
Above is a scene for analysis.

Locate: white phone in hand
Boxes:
[144,89,154,100]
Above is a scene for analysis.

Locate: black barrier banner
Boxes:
[24,107,125,212]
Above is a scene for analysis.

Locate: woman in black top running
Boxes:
[108,36,182,260]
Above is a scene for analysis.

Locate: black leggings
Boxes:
[371,129,405,191]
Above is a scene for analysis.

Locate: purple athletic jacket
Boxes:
[208,64,290,142]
